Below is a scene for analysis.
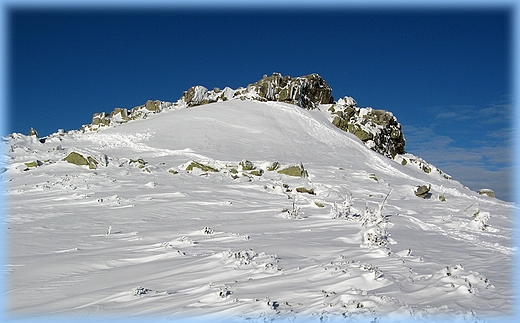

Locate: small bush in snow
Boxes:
[330,191,356,220]
[360,190,393,248]
[283,196,301,219]
[463,202,496,231]
[132,286,151,296]
[470,210,493,231]
[362,226,390,248]
[203,226,214,234]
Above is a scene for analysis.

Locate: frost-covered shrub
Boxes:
[132,286,151,296]
[203,226,214,234]
[473,211,491,231]
[467,209,494,231]
[360,190,392,248]
[361,201,385,228]
[330,191,356,220]
[283,196,302,219]
[362,225,390,248]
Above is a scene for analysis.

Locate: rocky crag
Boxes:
[37,73,446,178]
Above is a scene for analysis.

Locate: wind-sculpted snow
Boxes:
[2,99,515,322]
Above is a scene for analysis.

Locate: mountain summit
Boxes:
[73,73,411,163]
[3,73,514,321]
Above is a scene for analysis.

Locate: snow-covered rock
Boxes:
[330,97,405,158]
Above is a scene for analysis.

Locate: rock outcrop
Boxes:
[244,73,334,109]
[330,97,405,158]
[179,73,333,110]
[82,100,177,132]
[76,73,410,161]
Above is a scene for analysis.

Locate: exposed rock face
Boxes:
[331,97,405,158]
[179,73,333,110]
[246,73,334,109]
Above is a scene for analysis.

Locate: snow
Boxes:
[2,99,516,323]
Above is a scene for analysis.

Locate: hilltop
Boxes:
[2,74,515,322]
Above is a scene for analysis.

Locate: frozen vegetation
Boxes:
[1,75,516,323]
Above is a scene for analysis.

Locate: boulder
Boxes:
[414,184,431,198]
[63,152,98,169]
[24,160,42,169]
[267,161,281,171]
[239,160,255,171]
[478,189,495,198]
[295,187,315,195]
[185,161,219,172]
[277,163,308,177]
[145,100,161,112]
[28,127,38,137]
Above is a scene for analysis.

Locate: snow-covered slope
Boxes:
[2,99,516,322]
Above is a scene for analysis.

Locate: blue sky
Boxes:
[4,4,514,201]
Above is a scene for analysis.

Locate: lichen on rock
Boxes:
[186,161,219,172]
[24,160,42,169]
[63,151,98,169]
[277,163,308,177]
[295,187,315,195]
[478,189,495,198]
[330,97,405,159]
[239,160,255,171]
[414,184,431,198]
[28,127,39,137]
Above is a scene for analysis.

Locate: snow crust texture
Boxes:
[3,95,516,322]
